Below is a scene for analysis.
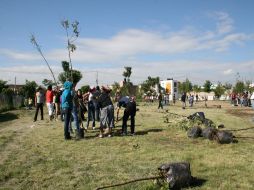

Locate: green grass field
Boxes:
[0,101,254,190]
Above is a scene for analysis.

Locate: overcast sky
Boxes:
[0,0,254,87]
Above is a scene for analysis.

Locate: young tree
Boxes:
[58,69,82,84]
[58,61,82,84]
[214,82,226,98]
[233,81,245,94]
[203,80,212,93]
[30,35,57,85]
[223,82,232,90]
[193,84,201,93]
[245,80,253,92]
[61,20,79,82]
[20,80,38,99]
[122,67,132,83]
[141,76,160,93]
[178,78,192,93]
[111,82,120,96]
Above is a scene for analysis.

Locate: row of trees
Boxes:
[178,79,253,98]
[1,76,254,101]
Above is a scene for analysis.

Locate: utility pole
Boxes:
[96,71,98,86]
[14,76,16,93]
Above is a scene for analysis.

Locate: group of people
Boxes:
[230,92,253,107]
[156,92,199,110]
[33,81,137,140]
[181,93,197,108]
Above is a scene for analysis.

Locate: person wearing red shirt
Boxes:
[46,85,54,121]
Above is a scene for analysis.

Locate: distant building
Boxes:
[7,84,24,94]
[160,78,179,100]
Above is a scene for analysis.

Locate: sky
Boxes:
[0,0,254,87]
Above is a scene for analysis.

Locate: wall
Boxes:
[0,94,24,112]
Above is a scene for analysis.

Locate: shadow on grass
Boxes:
[112,128,163,137]
[189,177,207,188]
[170,177,207,190]
[0,112,19,123]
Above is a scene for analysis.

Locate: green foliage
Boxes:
[111,82,120,96]
[178,78,192,93]
[61,19,80,81]
[58,61,82,85]
[80,85,90,93]
[244,80,253,93]
[42,79,56,87]
[61,61,70,73]
[0,80,8,93]
[192,85,201,93]
[121,82,132,96]
[58,70,82,85]
[122,66,132,83]
[141,76,160,94]
[20,80,37,99]
[214,82,226,98]
[223,82,232,90]
[233,81,245,93]
[1,88,14,96]
[203,80,212,93]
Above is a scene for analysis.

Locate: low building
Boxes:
[7,84,25,94]
[160,78,179,100]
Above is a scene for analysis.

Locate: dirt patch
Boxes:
[227,107,254,119]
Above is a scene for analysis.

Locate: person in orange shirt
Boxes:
[46,85,54,121]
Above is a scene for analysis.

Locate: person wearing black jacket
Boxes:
[97,86,114,138]
[120,96,137,136]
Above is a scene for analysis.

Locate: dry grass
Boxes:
[0,100,254,190]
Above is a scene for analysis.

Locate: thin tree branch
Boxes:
[96,176,162,190]
[30,35,57,85]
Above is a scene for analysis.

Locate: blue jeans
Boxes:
[63,108,72,139]
[94,102,100,122]
[72,106,80,131]
[87,101,95,128]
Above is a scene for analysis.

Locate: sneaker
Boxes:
[108,134,112,137]
[65,136,72,140]
[99,134,103,138]
[92,127,96,130]
[130,133,135,136]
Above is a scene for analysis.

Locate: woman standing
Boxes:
[33,87,44,122]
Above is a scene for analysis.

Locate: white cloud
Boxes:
[223,69,233,75]
[1,25,252,64]
[0,49,41,61]
[211,11,234,34]
[0,11,254,85]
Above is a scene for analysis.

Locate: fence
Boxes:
[0,93,24,112]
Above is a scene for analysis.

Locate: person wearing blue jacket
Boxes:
[61,81,73,140]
